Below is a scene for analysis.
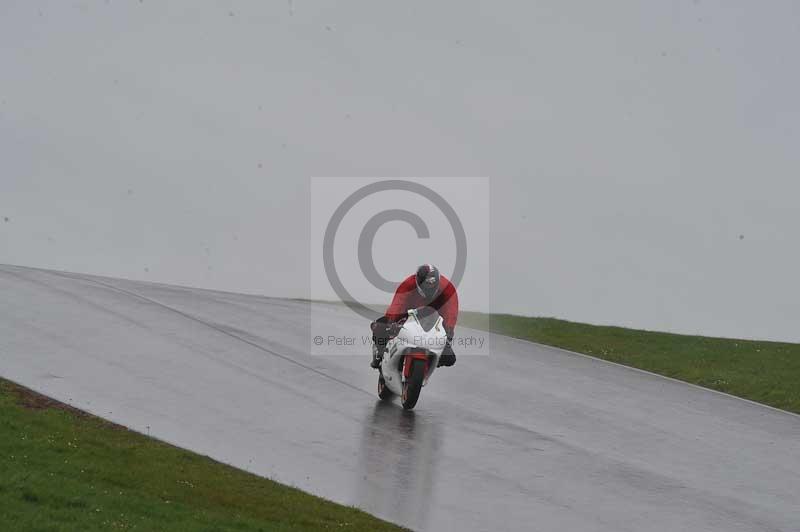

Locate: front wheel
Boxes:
[401,359,426,410]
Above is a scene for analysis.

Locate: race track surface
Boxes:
[1,265,798,531]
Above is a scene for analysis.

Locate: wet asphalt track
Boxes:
[1,265,799,531]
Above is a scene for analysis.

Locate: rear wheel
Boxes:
[377,374,393,400]
[401,359,426,410]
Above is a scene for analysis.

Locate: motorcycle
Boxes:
[376,306,446,410]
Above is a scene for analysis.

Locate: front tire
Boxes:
[401,359,426,410]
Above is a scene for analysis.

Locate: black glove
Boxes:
[387,320,404,337]
[371,317,405,349]
[438,338,456,367]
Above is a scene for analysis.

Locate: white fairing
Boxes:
[380,308,447,396]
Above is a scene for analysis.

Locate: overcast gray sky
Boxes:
[2,1,799,342]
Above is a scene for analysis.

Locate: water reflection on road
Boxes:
[354,400,442,530]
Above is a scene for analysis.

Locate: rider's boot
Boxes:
[370,343,384,369]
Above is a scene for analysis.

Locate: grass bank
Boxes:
[460,312,800,414]
[0,378,405,532]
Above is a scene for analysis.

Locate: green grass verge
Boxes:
[0,379,406,532]
[460,312,800,414]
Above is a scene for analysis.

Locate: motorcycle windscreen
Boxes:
[415,306,441,332]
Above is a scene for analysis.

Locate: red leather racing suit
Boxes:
[385,274,459,338]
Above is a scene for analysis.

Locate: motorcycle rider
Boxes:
[370,264,458,369]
